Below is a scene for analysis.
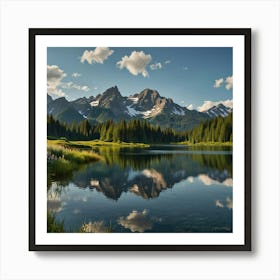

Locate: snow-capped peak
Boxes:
[204,103,232,118]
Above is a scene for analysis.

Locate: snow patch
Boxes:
[127,105,141,116]
[142,105,162,119]
[90,100,99,107]
[78,110,88,118]
[221,108,229,115]
[128,96,139,104]
[142,109,152,118]
[210,110,218,117]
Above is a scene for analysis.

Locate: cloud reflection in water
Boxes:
[118,209,153,233]
[215,197,232,209]
[47,187,63,213]
[215,200,224,208]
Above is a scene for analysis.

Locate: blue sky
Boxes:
[47,47,232,111]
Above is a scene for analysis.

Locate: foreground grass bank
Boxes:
[176,141,233,147]
[47,140,104,178]
[47,139,150,149]
[47,139,149,179]
[47,211,113,233]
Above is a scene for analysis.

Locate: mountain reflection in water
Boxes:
[48,146,233,233]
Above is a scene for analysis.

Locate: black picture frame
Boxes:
[29,28,251,251]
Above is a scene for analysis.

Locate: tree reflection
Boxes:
[48,147,233,201]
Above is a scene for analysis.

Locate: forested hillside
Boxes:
[183,113,232,143]
[47,113,232,144]
[47,115,182,144]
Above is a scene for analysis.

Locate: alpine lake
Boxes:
[47,144,233,233]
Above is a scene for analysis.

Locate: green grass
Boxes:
[48,142,103,163]
[47,139,148,179]
[49,159,75,176]
[175,141,233,147]
[47,139,149,149]
[47,141,104,179]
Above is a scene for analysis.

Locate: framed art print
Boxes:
[29,28,251,251]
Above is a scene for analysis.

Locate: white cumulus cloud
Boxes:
[47,65,67,97]
[81,47,114,64]
[197,99,233,112]
[47,66,89,96]
[47,65,66,82]
[117,51,152,77]
[213,78,224,88]
[60,82,73,89]
[61,82,90,92]
[165,60,171,64]
[150,62,162,70]
[225,76,233,90]
[81,85,90,92]
[72,72,81,78]
[213,76,233,90]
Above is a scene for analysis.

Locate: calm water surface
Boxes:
[48,145,232,233]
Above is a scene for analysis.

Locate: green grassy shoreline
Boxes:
[48,139,232,148]
[47,139,231,180]
[175,141,233,147]
[47,139,150,149]
[47,140,104,178]
[47,139,149,179]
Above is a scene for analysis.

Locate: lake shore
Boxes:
[47,139,150,149]
[175,141,233,147]
[47,140,104,179]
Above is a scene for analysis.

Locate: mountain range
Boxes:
[203,103,233,118]
[47,86,232,131]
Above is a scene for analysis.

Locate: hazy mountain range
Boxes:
[47,86,232,131]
